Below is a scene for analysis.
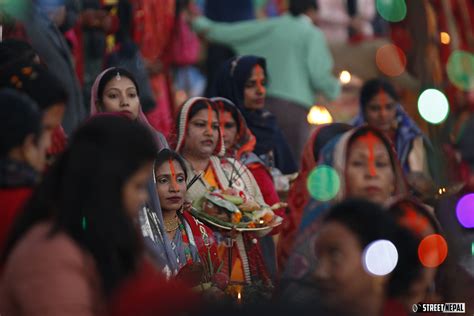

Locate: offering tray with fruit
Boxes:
[190,188,284,233]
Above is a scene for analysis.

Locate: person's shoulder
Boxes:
[306,23,326,40]
[5,222,89,273]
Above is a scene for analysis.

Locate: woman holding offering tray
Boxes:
[140,149,220,282]
[173,97,275,299]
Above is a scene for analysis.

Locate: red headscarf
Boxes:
[211,97,257,160]
[277,126,322,269]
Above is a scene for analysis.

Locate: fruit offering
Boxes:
[193,188,282,230]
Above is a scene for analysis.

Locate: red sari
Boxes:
[108,258,199,316]
[131,0,175,138]
[277,127,320,270]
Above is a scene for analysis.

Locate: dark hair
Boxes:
[0,39,38,70]
[213,56,267,111]
[2,116,157,296]
[386,198,443,298]
[288,0,318,16]
[97,67,140,104]
[187,99,218,121]
[0,63,68,110]
[313,123,352,161]
[323,198,421,297]
[388,198,442,235]
[348,126,398,173]
[323,198,396,249]
[359,78,400,111]
[154,148,188,181]
[0,88,41,157]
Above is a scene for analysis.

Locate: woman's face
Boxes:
[182,108,220,158]
[244,64,266,110]
[22,132,50,172]
[155,159,186,213]
[100,76,140,120]
[42,103,65,134]
[221,110,238,150]
[364,91,397,133]
[346,133,395,204]
[313,221,385,311]
[123,162,153,218]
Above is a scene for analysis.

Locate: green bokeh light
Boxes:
[307,165,340,202]
[376,0,407,22]
[0,0,29,20]
[418,89,449,125]
[446,50,474,92]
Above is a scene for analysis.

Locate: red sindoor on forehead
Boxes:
[377,89,388,106]
[217,101,227,129]
[168,158,179,191]
[401,207,430,235]
[253,65,265,93]
[356,132,379,177]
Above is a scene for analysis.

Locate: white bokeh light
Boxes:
[362,240,398,276]
[339,70,351,84]
[417,89,449,124]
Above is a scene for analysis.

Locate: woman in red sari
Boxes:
[130,0,175,138]
[277,123,351,271]
[140,148,220,280]
[213,96,283,278]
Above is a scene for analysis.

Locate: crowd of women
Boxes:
[1,2,474,316]
[1,49,473,315]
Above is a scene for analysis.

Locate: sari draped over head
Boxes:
[174,97,264,206]
[299,125,408,230]
[352,104,430,174]
[213,97,283,280]
[174,97,225,157]
[281,126,408,303]
[139,199,220,279]
[211,96,270,173]
[174,97,271,285]
[212,55,297,174]
[211,97,257,162]
[90,67,169,150]
[90,67,173,275]
[277,123,352,270]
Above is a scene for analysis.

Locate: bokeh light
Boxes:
[0,0,29,19]
[417,89,449,124]
[307,165,340,201]
[376,44,407,77]
[376,0,407,22]
[418,234,448,268]
[363,240,398,276]
[455,194,474,228]
[339,70,351,84]
[307,105,333,125]
[446,50,474,91]
[440,32,451,45]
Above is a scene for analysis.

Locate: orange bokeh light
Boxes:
[376,44,407,77]
[418,234,448,268]
[440,32,451,45]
